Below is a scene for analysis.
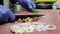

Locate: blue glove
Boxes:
[0,5,15,23]
[18,0,36,11]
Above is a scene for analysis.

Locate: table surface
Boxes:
[0,9,60,34]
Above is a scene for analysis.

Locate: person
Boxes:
[0,5,15,24]
[0,0,40,24]
[18,0,40,13]
[10,0,40,12]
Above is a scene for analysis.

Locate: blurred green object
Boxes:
[35,0,56,3]
[31,9,41,13]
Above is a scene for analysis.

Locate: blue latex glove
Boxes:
[18,0,36,11]
[0,5,15,23]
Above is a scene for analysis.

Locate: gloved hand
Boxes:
[0,5,15,23]
[18,0,36,11]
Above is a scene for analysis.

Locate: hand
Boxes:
[0,5,15,23]
[18,0,36,11]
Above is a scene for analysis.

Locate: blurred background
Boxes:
[0,0,56,12]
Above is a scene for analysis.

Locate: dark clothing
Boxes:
[0,0,3,5]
